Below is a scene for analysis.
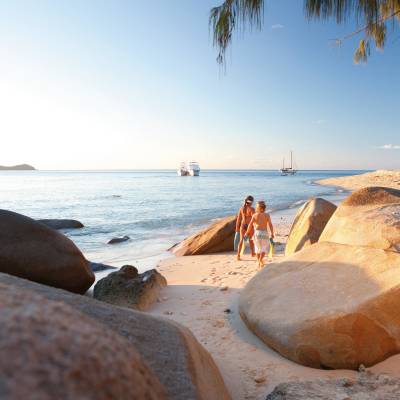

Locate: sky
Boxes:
[0,0,399,170]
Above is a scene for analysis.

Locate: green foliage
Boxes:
[210,0,264,64]
[210,0,400,64]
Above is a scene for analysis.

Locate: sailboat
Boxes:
[280,151,297,176]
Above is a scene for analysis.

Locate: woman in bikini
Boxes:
[245,200,274,268]
[236,195,255,260]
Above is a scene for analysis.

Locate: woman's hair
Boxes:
[256,201,266,212]
[244,195,254,206]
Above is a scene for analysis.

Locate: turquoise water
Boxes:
[0,170,364,270]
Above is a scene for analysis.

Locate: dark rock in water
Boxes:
[89,261,117,273]
[0,273,231,400]
[38,219,84,230]
[93,265,167,310]
[265,373,400,399]
[0,209,94,294]
[0,280,166,400]
[108,235,130,244]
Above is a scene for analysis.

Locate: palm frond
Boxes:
[210,0,264,65]
[210,0,400,65]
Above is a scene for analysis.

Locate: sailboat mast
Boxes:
[290,151,293,169]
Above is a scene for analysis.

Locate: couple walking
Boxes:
[234,195,275,268]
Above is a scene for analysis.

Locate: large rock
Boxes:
[319,187,400,252]
[38,218,84,229]
[0,273,231,400]
[93,265,167,310]
[0,281,166,400]
[172,215,236,256]
[285,198,336,256]
[240,241,400,370]
[266,373,400,400]
[0,209,94,293]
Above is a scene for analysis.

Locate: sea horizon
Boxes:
[4,168,375,172]
[0,169,361,272]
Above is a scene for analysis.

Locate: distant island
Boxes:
[0,164,36,171]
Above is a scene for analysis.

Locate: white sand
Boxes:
[148,219,360,399]
[148,203,400,399]
[317,169,400,191]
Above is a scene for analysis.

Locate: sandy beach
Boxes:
[149,170,400,399]
[149,216,357,399]
[317,169,400,191]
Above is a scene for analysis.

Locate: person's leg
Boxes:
[237,229,245,260]
[260,237,268,267]
[249,239,255,257]
[253,234,260,264]
[260,252,265,267]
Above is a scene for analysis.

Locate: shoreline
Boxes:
[91,181,348,276]
[316,169,400,191]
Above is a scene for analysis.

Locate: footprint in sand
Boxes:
[212,320,225,328]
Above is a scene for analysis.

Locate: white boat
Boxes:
[177,161,200,176]
[280,151,297,176]
[188,161,200,176]
[177,162,189,176]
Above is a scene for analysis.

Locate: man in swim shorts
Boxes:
[245,200,274,268]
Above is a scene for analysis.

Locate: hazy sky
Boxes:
[1,0,399,170]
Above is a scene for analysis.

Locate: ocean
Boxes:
[0,169,364,271]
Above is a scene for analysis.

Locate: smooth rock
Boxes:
[38,218,84,229]
[319,187,400,252]
[108,235,130,244]
[0,273,231,400]
[171,215,236,256]
[89,261,117,273]
[0,209,94,293]
[0,281,166,400]
[240,241,400,370]
[93,265,167,310]
[266,373,400,400]
[285,197,336,256]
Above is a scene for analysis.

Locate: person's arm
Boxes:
[235,209,242,232]
[267,214,274,238]
[245,215,255,238]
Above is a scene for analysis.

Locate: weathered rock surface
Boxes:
[0,273,231,400]
[319,187,400,252]
[0,281,166,400]
[108,235,130,244]
[89,261,117,272]
[172,215,236,256]
[38,218,84,229]
[285,197,336,256]
[240,241,400,370]
[0,209,94,293]
[266,373,400,400]
[94,265,167,310]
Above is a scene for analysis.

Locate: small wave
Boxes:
[290,199,306,208]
